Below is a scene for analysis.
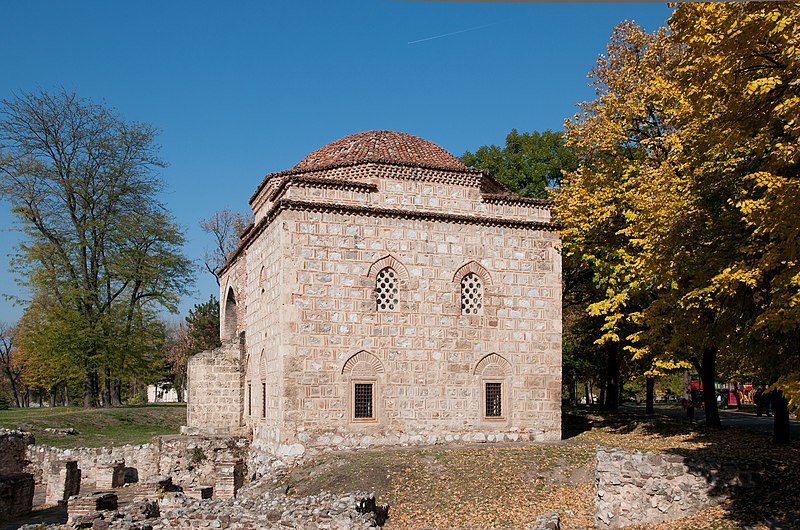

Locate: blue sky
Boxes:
[0,1,674,323]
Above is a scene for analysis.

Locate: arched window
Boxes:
[375,267,399,312]
[474,353,512,421]
[222,286,238,340]
[461,272,483,315]
[368,255,408,312]
[454,261,492,317]
[259,266,267,294]
[342,351,385,422]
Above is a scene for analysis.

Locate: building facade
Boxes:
[186,130,562,456]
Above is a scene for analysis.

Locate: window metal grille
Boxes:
[354,383,374,419]
[262,382,266,419]
[375,267,399,311]
[485,382,502,417]
[461,273,483,315]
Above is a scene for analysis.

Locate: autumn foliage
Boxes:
[554,3,800,440]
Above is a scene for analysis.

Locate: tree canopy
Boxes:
[0,90,193,407]
[554,3,800,440]
[461,129,576,198]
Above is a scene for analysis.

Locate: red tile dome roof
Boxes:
[293,130,467,171]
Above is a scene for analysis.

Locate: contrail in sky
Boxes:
[407,23,496,45]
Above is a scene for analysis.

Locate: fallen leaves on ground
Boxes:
[282,409,800,529]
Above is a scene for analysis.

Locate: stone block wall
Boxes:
[26,435,249,502]
[596,448,762,528]
[0,429,35,473]
[26,443,157,486]
[0,473,34,521]
[44,460,80,505]
[185,337,247,436]
[244,205,561,454]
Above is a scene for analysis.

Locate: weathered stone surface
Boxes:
[45,459,81,505]
[0,429,35,473]
[214,460,244,499]
[67,492,118,524]
[595,447,762,528]
[95,461,126,489]
[0,472,34,520]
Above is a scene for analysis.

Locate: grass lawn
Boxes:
[0,403,186,447]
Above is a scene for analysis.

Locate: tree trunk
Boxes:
[693,346,721,428]
[645,376,655,414]
[5,367,22,408]
[598,379,606,409]
[773,390,791,444]
[604,345,620,411]
[584,382,590,406]
[112,379,122,406]
[84,368,99,408]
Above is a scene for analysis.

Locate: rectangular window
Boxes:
[262,382,266,419]
[485,382,502,417]
[354,383,374,419]
[247,384,252,416]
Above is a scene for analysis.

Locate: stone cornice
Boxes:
[264,176,379,204]
[481,193,553,208]
[220,198,560,276]
[250,161,489,206]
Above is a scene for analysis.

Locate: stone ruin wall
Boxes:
[0,428,34,473]
[185,336,247,437]
[25,435,249,495]
[596,447,763,528]
[0,429,37,521]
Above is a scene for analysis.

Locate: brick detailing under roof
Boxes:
[293,130,467,172]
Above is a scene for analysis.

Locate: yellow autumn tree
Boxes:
[558,3,800,438]
[664,2,800,442]
[554,20,685,411]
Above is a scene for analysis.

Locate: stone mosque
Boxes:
[185,130,562,457]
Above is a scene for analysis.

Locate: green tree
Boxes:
[165,295,221,400]
[461,129,577,198]
[186,295,221,355]
[0,89,193,407]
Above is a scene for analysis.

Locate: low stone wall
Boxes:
[0,429,35,473]
[596,447,762,528]
[25,434,250,504]
[26,443,157,485]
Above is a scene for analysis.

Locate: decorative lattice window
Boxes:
[354,383,374,419]
[375,267,399,311]
[485,382,503,417]
[461,273,483,315]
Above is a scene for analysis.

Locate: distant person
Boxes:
[755,386,764,416]
[765,385,773,417]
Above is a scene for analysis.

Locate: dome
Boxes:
[293,130,467,172]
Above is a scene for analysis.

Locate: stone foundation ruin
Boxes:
[595,447,763,528]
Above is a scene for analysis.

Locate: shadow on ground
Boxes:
[0,503,66,530]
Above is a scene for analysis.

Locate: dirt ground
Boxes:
[281,409,800,529]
